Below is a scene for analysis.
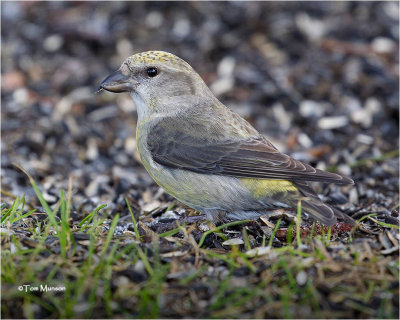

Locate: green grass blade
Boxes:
[296,200,302,247]
[79,204,107,229]
[268,218,281,247]
[198,220,250,247]
[125,197,141,241]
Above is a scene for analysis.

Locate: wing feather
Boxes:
[147,119,354,185]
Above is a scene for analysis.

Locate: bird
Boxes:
[98,50,354,226]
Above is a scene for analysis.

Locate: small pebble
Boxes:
[217,56,236,78]
[43,34,64,52]
[329,191,348,205]
[371,37,396,54]
[272,103,292,131]
[356,134,374,145]
[295,12,326,41]
[13,88,30,105]
[145,11,163,28]
[337,164,352,176]
[318,116,349,130]
[134,260,145,273]
[349,188,359,205]
[210,77,234,96]
[222,238,244,246]
[299,100,326,118]
[296,271,308,286]
[198,223,210,232]
[86,138,99,161]
[297,133,313,148]
[172,19,191,38]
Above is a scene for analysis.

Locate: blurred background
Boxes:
[1,1,399,217]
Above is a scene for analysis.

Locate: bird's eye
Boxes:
[146,67,158,77]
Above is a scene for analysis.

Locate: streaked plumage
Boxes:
[99,51,354,226]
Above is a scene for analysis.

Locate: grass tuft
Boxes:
[1,170,398,319]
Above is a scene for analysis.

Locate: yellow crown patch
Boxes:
[126,51,192,71]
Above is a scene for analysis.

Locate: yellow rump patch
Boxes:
[241,178,298,198]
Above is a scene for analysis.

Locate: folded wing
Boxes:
[147,118,354,185]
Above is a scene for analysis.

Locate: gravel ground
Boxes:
[1,1,399,319]
[2,1,398,217]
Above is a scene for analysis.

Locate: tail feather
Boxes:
[301,200,334,226]
[292,181,355,226]
[301,200,355,226]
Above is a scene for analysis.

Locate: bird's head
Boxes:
[98,51,207,101]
